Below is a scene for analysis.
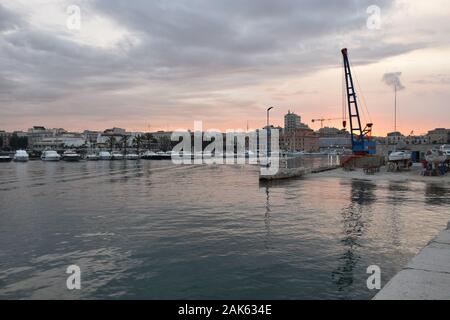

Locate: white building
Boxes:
[386,131,405,145]
[427,128,450,144]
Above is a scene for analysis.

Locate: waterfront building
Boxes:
[316,127,351,151]
[103,127,126,136]
[386,131,405,145]
[426,128,450,144]
[27,126,68,150]
[280,128,319,152]
[83,130,101,145]
[0,130,11,149]
[59,133,85,148]
[31,137,65,151]
[151,131,174,142]
[404,134,429,145]
[284,111,310,132]
[317,127,349,137]
[319,137,352,150]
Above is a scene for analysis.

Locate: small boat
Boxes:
[41,150,61,161]
[125,153,139,160]
[111,152,125,160]
[98,151,111,160]
[0,152,13,163]
[389,150,412,162]
[141,151,156,160]
[86,153,100,161]
[157,151,172,160]
[62,150,81,162]
[13,150,29,162]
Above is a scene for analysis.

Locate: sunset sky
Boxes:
[1,0,449,135]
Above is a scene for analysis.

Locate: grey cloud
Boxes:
[0,4,22,32]
[0,0,437,130]
[412,74,450,85]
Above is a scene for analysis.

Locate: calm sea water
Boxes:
[0,159,449,299]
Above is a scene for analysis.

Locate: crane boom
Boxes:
[341,48,376,155]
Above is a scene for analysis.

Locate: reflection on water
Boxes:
[264,186,272,250]
[425,184,450,206]
[332,180,376,292]
[0,160,449,299]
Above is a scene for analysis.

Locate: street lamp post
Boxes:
[266,107,274,163]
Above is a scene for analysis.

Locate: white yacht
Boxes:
[111,152,125,160]
[13,150,29,162]
[62,150,81,162]
[0,152,13,162]
[86,153,100,161]
[41,150,61,161]
[141,151,156,160]
[98,151,111,160]
[125,153,139,160]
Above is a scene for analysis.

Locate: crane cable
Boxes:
[349,59,373,125]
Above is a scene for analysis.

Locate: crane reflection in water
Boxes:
[331,179,376,292]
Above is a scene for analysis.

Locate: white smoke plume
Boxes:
[382,72,405,91]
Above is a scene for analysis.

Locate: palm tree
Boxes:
[133,135,144,154]
[106,136,116,153]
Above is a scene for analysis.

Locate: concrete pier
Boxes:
[374,222,450,300]
[259,165,340,181]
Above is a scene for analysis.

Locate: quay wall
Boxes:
[374,222,450,300]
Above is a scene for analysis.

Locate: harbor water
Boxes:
[0,159,449,299]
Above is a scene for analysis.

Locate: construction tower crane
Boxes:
[341,48,376,155]
[311,118,342,129]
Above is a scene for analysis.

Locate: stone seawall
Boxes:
[374,222,450,300]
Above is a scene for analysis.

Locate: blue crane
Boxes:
[341,48,376,155]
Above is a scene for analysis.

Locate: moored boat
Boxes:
[98,151,111,160]
[158,151,172,160]
[141,151,156,160]
[13,150,29,162]
[125,153,139,160]
[62,150,81,162]
[86,153,100,161]
[0,152,13,162]
[41,150,61,161]
[111,152,125,160]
